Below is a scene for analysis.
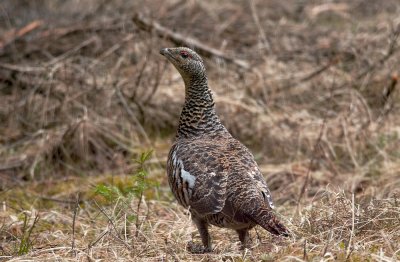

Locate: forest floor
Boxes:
[1,0,400,261]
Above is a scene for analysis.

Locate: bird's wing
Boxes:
[167,142,229,215]
[250,168,275,209]
[232,140,276,209]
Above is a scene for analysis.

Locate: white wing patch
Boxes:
[171,146,197,206]
[181,167,196,188]
[179,161,196,205]
[248,169,275,209]
[266,193,275,209]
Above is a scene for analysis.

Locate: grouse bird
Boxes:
[160,47,289,252]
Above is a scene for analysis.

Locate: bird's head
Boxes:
[160,47,206,84]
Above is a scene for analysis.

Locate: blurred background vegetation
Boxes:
[0,0,399,261]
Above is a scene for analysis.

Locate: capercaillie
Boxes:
[160,47,289,253]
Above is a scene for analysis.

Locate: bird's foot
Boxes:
[187,241,212,254]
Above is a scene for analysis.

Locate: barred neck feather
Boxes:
[177,75,227,138]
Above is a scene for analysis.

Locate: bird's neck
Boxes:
[176,76,227,138]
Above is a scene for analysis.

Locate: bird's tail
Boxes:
[250,207,290,237]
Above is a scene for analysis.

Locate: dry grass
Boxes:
[1,0,400,261]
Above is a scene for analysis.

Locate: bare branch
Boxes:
[132,13,250,70]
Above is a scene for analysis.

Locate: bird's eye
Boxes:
[180,51,189,59]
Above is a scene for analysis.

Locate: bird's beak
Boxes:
[160,48,177,63]
[160,48,170,56]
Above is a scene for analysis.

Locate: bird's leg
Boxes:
[236,229,250,249]
[188,218,212,253]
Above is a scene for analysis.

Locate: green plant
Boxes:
[133,150,153,236]
[17,213,39,256]
[93,150,157,235]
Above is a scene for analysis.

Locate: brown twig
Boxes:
[93,201,119,232]
[93,201,132,250]
[345,193,356,261]
[0,20,43,51]
[355,25,400,81]
[132,13,250,70]
[131,47,152,101]
[135,191,144,238]
[0,62,45,73]
[90,33,135,68]
[249,0,270,52]
[296,118,326,212]
[321,229,333,257]
[45,36,98,66]
[0,36,97,73]
[382,73,398,107]
[38,196,78,205]
[300,57,339,83]
[87,229,109,249]
[377,73,398,124]
[296,77,337,212]
[0,161,24,171]
[37,20,124,39]
[303,239,308,261]
[143,61,167,105]
[71,193,80,254]
[296,71,338,211]
[115,87,151,145]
